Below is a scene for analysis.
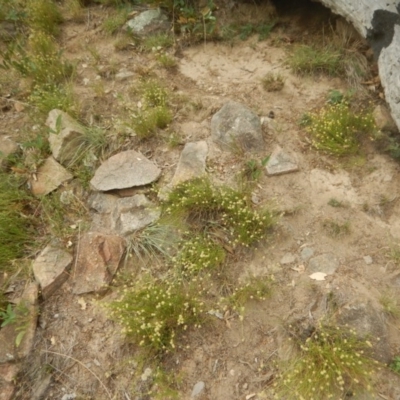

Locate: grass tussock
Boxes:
[276,323,379,399]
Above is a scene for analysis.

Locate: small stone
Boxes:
[169,141,208,186]
[115,71,135,81]
[0,136,18,165]
[124,9,170,36]
[141,367,152,381]
[363,255,373,265]
[30,157,73,196]
[373,104,398,132]
[73,232,126,294]
[300,247,314,261]
[211,101,264,152]
[32,245,72,299]
[191,381,205,398]
[280,253,296,265]
[308,253,339,275]
[46,109,86,165]
[266,146,298,176]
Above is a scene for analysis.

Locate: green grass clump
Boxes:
[142,33,173,52]
[108,276,205,352]
[288,44,343,76]
[102,7,129,35]
[173,234,226,277]
[131,80,172,139]
[165,178,273,247]
[0,173,34,272]
[261,72,285,92]
[277,323,379,399]
[305,102,376,156]
[1,31,74,87]
[26,0,63,36]
[322,219,351,238]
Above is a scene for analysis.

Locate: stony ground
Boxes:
[2,1,400,400]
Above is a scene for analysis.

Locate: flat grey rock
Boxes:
[124,9,170,36]
[191,381,205,398]
[170,141,208,186]
[280,253,296,265]
[266,146,298,176]
[90,150,161,191]
[30,156,73,196]
[308,253,339,275]
[211,101,264,152]
[112,195,160,236]
[32,245,72,299]
[300,247,314,261]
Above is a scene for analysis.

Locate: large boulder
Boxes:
[317,0,400,131]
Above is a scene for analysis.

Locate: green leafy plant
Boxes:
[240,157,269,182]
[305,102,376,156]
[327,90,344,105]
[276,323,379,399]
[390,356,400,374]
[0,301,30,347]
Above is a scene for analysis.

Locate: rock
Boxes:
[73,232,126,294]
[211,101,264,152]
[280,253,296,265]
[90,150,161,191]
[316,0,400,131]
[112,195,160,236]
[30,156,73,196]
[0,136,18,165]
[335,283,391,363]
[0,364,19,388]
[88,192,117,213]
[115,71,135,81]
[124,9,170,37]
[300,247,314,261]
[363,255,373,265]
[308,253,339,275]
[32,245,72,299]
[17,283,39,359]
[266,146,298,176]
[373,104,398,132]
[191,381,205,398]
[0,381,15,400]
[46,109,85,165]
[170,141,208,186]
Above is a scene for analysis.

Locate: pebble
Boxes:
[363,255,373,265]
[280,253,296,265]
[191,381,205,398]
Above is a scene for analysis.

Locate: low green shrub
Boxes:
[305,102,375,156]
[276,323,379,399]
[108,276,205,352]
[165,178,273,247]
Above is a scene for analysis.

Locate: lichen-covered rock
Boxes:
[124,9,170,37]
